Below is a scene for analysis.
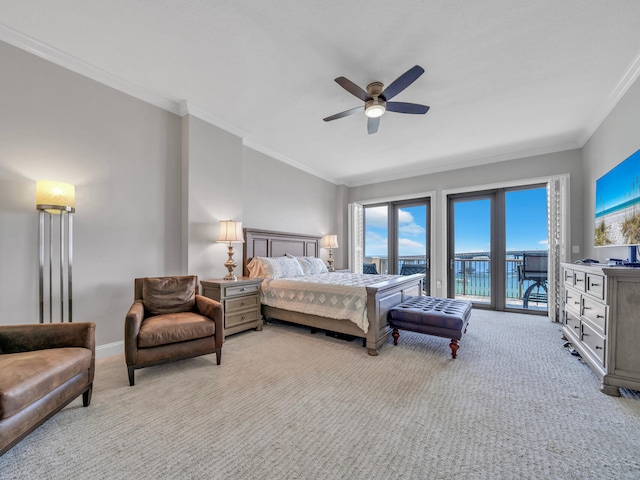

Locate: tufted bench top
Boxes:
[389,296,472,330]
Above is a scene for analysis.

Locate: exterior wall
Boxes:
[348,150,584,297]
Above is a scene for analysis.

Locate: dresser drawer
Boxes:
[586,273,605,300]
[573,271,586,292]
[226,294,259,313]
[225,283,260,297]
[582,296,606,333]
[565,288,581,315]
[581,321,605,365]
[565,309,581,337]
[563,268,574,285]
[226,308,261,329]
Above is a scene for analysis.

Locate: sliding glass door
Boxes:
[448,194,494,307]
[448,185,548,313]
[363,199,431,293]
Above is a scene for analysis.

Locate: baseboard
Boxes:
[96,340,124,360]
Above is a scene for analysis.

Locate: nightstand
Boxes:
[200,277,263,338]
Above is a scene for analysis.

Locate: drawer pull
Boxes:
[596,346,602,350]
[597,314,604,319]
[583,332,589,336]
[241,301,246,306]
[574,325,580,329]
[241,316,246,320]
[574,301,580,305]
[591,283,600,286]
[583,306,591,310]
[576,278,584,282]
[240,288,246,291]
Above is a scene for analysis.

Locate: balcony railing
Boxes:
[364,251,548,309]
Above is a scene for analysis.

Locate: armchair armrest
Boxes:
[195,295,224,346]
[125,300,145,365]
[0,322,95,354]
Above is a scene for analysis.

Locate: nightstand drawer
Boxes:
[226,308,261,329]
[226,284,260,297]
[582,296,606,333]
[581,321,605,365]
[226,294,259,313]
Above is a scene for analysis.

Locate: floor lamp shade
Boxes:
[36,180,75,213]
[217,221,244,280]
[36,180,75,323]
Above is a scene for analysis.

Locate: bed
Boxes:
[242,228,424,355]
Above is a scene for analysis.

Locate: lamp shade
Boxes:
[36,180,75,213]
[217,220,244,243]
[321,234,339,249]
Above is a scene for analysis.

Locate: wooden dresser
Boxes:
[561,262,640,396]
[201,277,263,338]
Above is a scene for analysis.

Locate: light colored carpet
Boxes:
[2,310,640,479]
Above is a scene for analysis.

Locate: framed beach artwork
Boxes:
[595,149,640,247]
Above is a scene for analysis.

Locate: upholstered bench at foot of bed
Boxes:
[387,296,472,358]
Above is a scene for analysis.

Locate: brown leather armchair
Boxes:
[0,322,95,456]
[125,276,223,386]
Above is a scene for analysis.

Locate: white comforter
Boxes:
[260,273,399,333]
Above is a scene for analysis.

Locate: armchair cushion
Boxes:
[138,312,216,348]
[142,276,196,315]
[0,347,92,420]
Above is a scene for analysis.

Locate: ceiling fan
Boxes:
[323,65,430,134]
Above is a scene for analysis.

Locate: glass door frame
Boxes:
[447,190,499,310]
[447,185,549,314]
[363,198,431,293]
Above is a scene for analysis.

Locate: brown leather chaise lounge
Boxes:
[0,322,95,456]
[124,276,224,386]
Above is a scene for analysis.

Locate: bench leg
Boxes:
[392,328,400,346]
[449,339,459,359]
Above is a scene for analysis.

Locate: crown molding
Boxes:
[578,48,640,146]
[344,140,581,187]
[242,139,339,185]
[179,100,248,138]
[0,22,182,115]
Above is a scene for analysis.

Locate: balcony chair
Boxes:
[518,253,548,308]
[363,263,378,274]
[124,275,223,386]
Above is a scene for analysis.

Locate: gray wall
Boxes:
[349,149,584,297]
[582,72,640,262]
[0,40,339,354]
[242,147,343,268]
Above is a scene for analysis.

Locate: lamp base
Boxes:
[224,244,238,281]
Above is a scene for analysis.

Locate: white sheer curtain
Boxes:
[547,174,570,322]
[348,202,364,274]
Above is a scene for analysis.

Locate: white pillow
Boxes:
[248,256,304,280]
[296,256,328,275]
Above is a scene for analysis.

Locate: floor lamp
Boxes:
[36,181,75,323]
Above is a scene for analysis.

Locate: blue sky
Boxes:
[365,187,548,257]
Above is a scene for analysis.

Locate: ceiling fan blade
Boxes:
[381,65,425,101]
[323,106,364,122]
[367,117,380,135]
[335,77,370,102]
[386,102,430,115]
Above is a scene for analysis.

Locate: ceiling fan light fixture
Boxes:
[365,99,386,118]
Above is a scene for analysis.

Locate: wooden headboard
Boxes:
[243,228,321,276]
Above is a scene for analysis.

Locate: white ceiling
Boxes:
[2,1,640,186]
